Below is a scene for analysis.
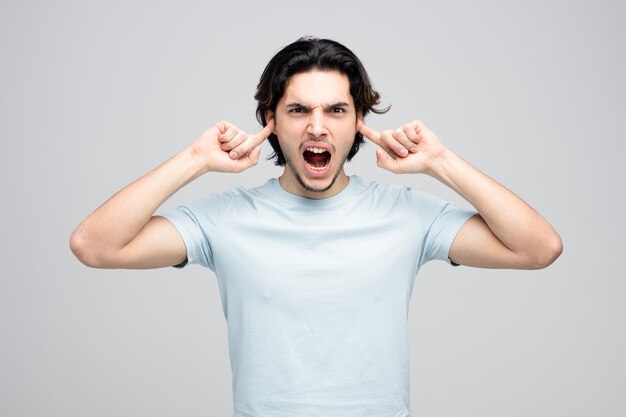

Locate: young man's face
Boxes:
[272,70,360,199]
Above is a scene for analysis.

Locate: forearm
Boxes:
[427,149,561,259]
[71,147,207,255]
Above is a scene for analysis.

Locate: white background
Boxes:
[1,0,624,416]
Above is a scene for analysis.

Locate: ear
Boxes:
[356,110,364,130]
[265,110,275,132]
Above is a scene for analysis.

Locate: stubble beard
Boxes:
[284,146,352,194]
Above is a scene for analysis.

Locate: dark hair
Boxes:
[255,37,389,166]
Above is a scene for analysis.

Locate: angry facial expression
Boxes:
[271,70,360,199]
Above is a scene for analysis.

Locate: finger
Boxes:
[247,144,262,166]
[218,126,239,143]
[402,125,420,146]
[375,147,400,173]
[374,140,396,160]
[358,123,382,146]
[382,130,409,157]
[231,141,259,160]
[230,119,275,159]
[409,119,428,135]
[255,118,275,143]
[231,144,262,172]
[391,129,417,154]
[215,120,235,134]
[221,130,248,151]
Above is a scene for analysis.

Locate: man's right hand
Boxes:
[70,118,275,269]
[190,119,275,173]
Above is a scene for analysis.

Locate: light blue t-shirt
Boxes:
[159,175,476,417]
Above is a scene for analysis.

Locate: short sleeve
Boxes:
[157,203,215,270]
[410,190,477,267]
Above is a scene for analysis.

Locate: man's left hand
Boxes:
[358,119,447,175]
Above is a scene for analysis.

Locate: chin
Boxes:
[295,163,345,194]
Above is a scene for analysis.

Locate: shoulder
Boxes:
[351,175,406,196]
[351,176,470,222]
[171,180,275,216]
[351,175,438,205]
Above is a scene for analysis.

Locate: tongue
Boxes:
[304,151,329,168]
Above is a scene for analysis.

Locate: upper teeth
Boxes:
[306,147,326,153]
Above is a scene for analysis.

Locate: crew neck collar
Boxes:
[270,175,358,208]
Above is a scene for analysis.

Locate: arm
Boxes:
[70,119,274,269]
[358,119,562,269]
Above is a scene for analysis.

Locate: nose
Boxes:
[306,109,326,138]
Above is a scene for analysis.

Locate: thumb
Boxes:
[234,144,262,173]
[376,148,391,171]
[248,145,262,165]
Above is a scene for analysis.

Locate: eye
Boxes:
[289,107,304,113]
[332,107,346,113]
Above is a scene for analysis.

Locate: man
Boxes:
[70,37,562,416]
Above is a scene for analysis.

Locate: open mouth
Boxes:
[303,147,331,171]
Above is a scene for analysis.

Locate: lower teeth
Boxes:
[306,162,327,171]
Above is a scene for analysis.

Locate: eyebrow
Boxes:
[286,102,350,111]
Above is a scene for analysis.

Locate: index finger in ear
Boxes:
[229,120,275,159]
[358,123,382,146]
[254,118,275,144]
